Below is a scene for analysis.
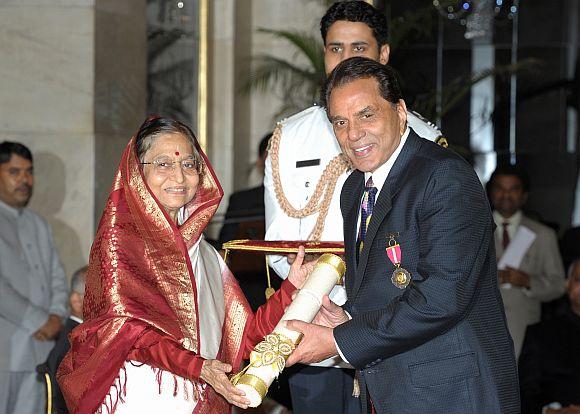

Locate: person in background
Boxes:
[0,141,68,414]
[487,165,565,357]
[247,132,272,189]
[519,259,580,414]
[219,133,272,247]
[38,265,87,414]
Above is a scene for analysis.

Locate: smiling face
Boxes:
[0,154,34,208]
[324,21,389,76]
[142,133,199,222]
[328,77,407,173]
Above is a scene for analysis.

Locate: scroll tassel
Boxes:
[352,371,360,398]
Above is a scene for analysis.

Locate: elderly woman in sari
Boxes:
[57,117,312,413]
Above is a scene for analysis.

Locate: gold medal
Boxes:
[391,267,411,289]
[386,234,411,289]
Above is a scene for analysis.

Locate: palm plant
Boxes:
[240,28,326,118]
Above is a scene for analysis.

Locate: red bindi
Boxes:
[175,151,180,156]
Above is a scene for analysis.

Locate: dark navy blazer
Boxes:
[334,131,520,414]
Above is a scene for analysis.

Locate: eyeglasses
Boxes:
[141,158,202,176]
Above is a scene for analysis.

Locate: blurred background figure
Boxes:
[219,132,272,248]
[246,132,272,189]
[0,141,68,414]
[487,165,566,357]
[519,259,580,414]
[219,132,279,312]
[37,265,87,414]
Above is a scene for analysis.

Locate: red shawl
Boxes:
[58,136,255,413]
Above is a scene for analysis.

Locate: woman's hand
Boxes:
[286,246,316,289]
[200,359,250,409]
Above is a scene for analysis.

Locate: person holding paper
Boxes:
[286,58,520,414]
[487,165,566,357]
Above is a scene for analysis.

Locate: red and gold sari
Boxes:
[57,136,295,413]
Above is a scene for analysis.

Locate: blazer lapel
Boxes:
[351,131,423,300]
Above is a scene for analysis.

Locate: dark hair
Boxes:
[487,164,530,193]
[258,132,273,158]
[0,141,33,164]
[135,116,203,170]
[323,57,403,109]
[320,1,389,47]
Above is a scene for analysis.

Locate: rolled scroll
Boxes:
[231,253,346,407]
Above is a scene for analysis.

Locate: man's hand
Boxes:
[313,295,349,328]
[200,359,250,409]
[286,246,316,289]
[499,267,531,288]
[33,314,63,341]
[547,405,580,414]
[285,320,338,367]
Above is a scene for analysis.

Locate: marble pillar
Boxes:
[0,0,146,277]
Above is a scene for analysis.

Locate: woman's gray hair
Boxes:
[134,117,203,172]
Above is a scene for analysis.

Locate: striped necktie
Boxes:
[357,177,378,254]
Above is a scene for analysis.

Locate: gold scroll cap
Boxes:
[235,374,268,400]
[317,253,346,285]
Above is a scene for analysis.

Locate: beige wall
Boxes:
[0,0,146,277]
[0,0,323,253]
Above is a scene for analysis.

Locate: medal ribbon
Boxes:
[386,242,402,268]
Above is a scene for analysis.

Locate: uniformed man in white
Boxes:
[264,2,443,412]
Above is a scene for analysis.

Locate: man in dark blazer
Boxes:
[286,57,520,413]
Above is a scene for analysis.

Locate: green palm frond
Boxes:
[257,28,326,75]
[240,29,326,115]
[242,55,320,94]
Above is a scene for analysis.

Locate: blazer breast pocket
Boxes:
[409,352,480,388]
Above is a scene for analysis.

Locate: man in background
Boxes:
[487,165,565,357]
[0,141,68,414]
[220,133,271,247]
[38,265,86,414]
[519,260,580,413]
